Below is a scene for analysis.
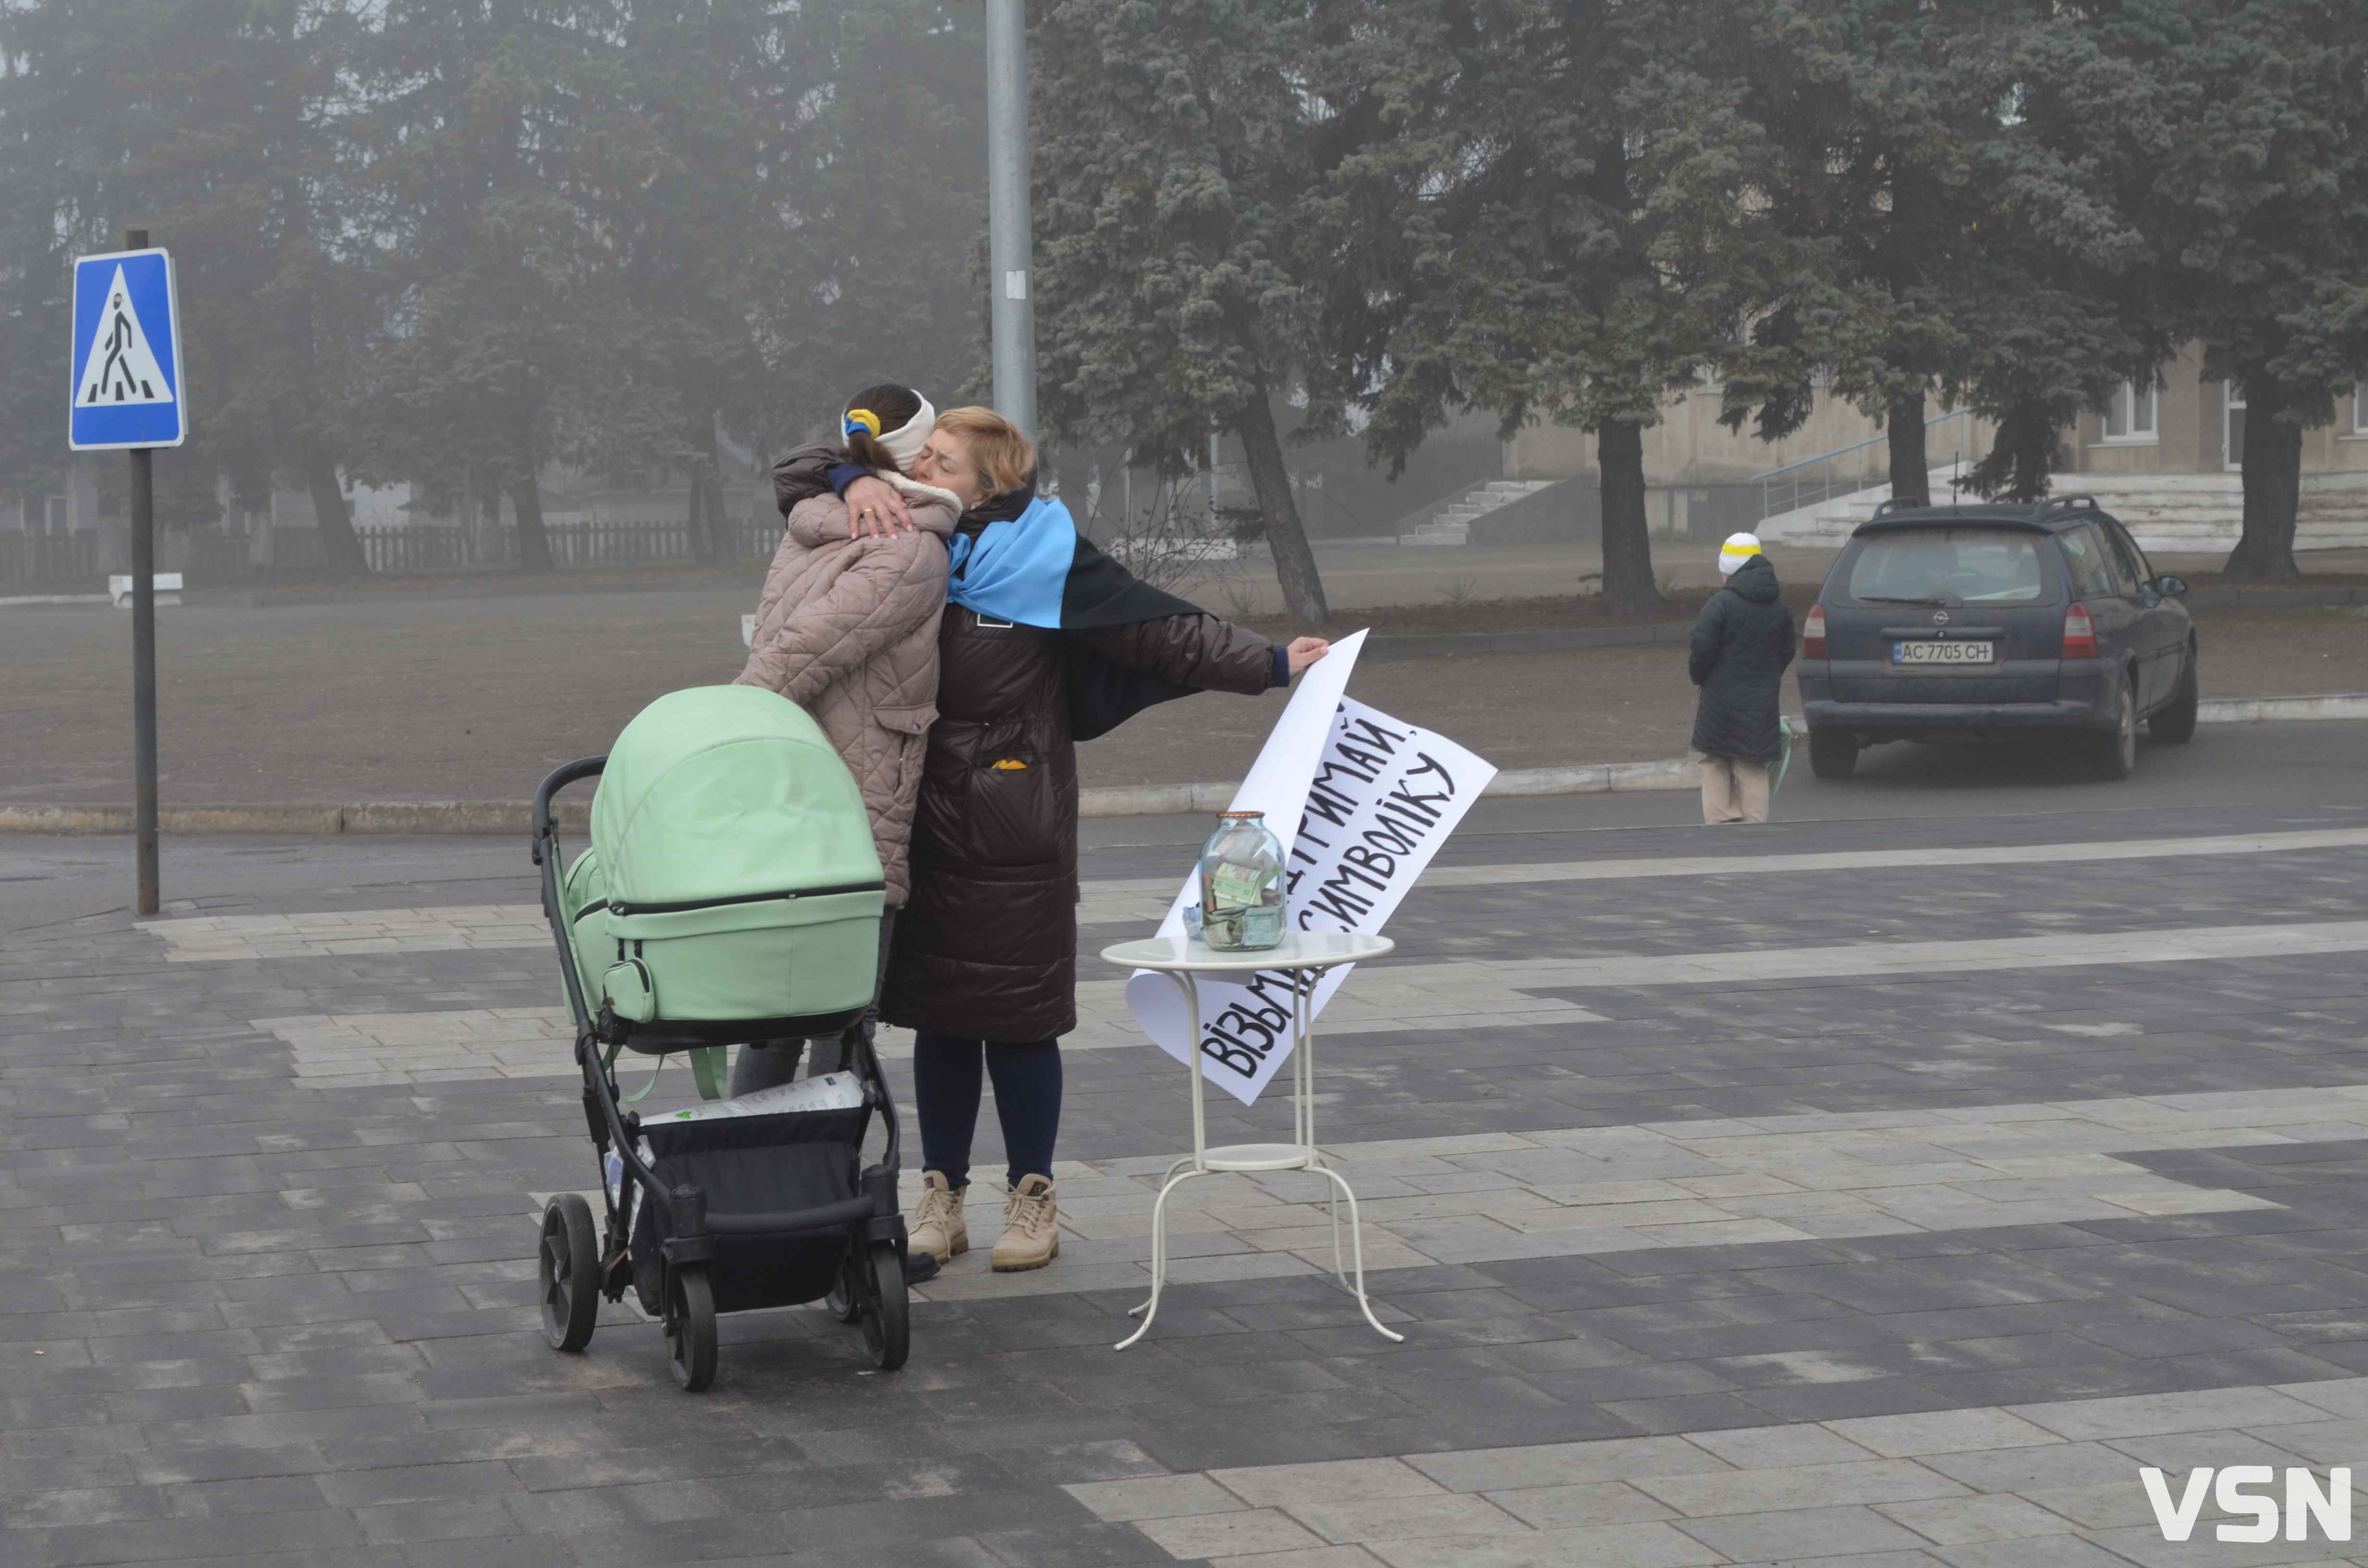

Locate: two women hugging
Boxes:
[734,385,1328,1275]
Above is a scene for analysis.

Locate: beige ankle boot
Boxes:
[990,1175,1060,1272]
[909,1170,968,1263]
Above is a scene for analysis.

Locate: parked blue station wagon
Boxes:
[1797,495,2199,781]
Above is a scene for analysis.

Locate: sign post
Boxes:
[128,426,157,917]
[70,229,187,917]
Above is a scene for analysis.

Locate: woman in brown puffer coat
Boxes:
[773,406,1328,1276]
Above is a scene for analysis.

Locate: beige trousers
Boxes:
[1700,757,1771,824]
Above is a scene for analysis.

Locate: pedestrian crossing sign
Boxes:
[69,247,186,451]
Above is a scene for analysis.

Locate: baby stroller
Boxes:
[529,686,912,1391]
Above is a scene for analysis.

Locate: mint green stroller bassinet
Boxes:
[557,685,885,1068]
[530,686,912,1391]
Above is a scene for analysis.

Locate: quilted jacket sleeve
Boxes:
[744,530,797,664]
[771,443,841,517]
[737,525,951,708]
[1071,612,1277,696]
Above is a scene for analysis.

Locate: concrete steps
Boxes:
[2083,471,2368,552]
[1759,468,2368,553]
[1402,479,1558,546]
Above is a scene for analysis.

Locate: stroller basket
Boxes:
[529,698,913,1393]
[629,1107,873,1316]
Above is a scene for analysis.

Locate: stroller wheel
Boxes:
[824,1246,863,1324]
[666,1265,718,1392]
[858,1241,909,1372]
[538,1195,600,1353]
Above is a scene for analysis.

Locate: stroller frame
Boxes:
[530,756,912,1390]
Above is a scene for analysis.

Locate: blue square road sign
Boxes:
[69,247,187,451]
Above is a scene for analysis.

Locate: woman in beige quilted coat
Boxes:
[728,384,983,1096]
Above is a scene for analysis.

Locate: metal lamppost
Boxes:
[986,0,1036,438]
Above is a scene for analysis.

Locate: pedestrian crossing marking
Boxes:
[73,264,171,406]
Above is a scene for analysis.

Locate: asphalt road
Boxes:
[5,561,2364,802]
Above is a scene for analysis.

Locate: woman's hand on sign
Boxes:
[1285,637,1330,676]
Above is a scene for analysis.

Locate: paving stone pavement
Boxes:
[902,1082,2329,1305]
[1075,1377,2368,1566]
[6,800,2368,1566]
[132,824,2368,963]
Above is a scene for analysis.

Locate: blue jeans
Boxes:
[912,1034,1061,1190]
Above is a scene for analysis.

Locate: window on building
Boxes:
[2100,379,2158,442]
[2355,380,2367,436]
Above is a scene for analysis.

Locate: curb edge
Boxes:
[7,693,2363,835]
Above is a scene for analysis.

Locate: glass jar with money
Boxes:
[1196,810,1285,951]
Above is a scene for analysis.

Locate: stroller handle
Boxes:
[533,756,608,845]
[533,755,608,1030]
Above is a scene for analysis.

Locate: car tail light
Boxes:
[1803,604,1827,659]
[2061,601,2097,660]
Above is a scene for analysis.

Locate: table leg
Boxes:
[1117,1165,1208,1349]
[1119,970,1209,1352]
[1327,1176,1344,1281]
[1308,1162,1405,1344]
[1294,968,1314,1151]
[1285,969,1352,1296]
[1182,971,1207,1170]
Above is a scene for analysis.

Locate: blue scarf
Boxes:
[944,496,1088,626]
[946,494,1203,630]
[943,492,1213,738]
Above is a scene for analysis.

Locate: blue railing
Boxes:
[1753,408,1973,524]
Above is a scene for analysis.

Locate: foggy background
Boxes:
[2,0,2363,811]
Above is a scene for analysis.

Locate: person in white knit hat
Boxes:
[1688,533,1795,823]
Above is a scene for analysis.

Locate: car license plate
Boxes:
[1893,640,1993,665]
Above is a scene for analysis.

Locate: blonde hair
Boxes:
[934,405,1036,497]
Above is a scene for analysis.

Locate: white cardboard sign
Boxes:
[1127,680,1497,1105]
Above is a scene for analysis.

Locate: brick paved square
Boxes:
[9,806,2368,1563]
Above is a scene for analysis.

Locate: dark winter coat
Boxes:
[774,443,855,520]
[771,454,1281,1041]
[886,595,1273,1040]
[1688,555,1796,764]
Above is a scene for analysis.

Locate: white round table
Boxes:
[1100,931,1402,1350]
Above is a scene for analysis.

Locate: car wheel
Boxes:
[2092,678,2137,780]
[2150,647,2198,744]
[1808,730,1858,780]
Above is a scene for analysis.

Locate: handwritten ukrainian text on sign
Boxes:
[1127,693,1496,1105]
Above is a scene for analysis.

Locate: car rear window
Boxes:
[1846,527,2048,605]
